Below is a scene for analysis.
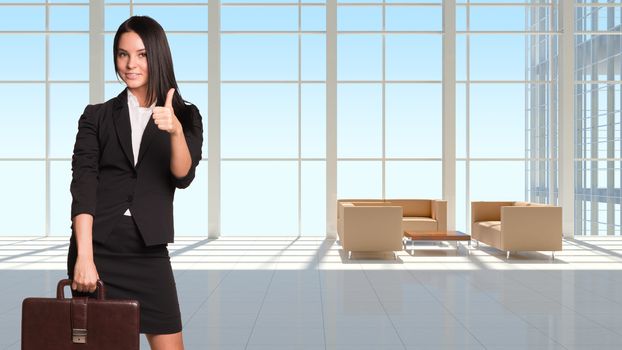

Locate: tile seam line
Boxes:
[402,265,495,350]
[181,241,245,325]
[243,250,280,349]
[360,265,408,350]
[462,268,572,349]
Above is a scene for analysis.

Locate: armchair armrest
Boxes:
[337,202,355,241]
[341,205,403,252]
[431,200,447,231]
[500,206,562,251]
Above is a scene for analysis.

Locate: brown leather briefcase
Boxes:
[21,279,140,350]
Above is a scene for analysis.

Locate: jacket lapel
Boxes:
[112,89,134,167]
[136,116,158,168]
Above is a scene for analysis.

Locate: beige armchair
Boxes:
[337,202,403,258]
[471,201,562,258]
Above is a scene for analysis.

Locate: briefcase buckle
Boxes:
[72,328,87,344]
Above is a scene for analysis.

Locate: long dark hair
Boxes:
[113,16,186,114]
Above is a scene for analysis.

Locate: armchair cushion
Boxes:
[472,221,502,248]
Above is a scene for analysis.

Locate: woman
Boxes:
[67,16,203,350]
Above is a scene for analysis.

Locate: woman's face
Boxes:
[116,31,149,95]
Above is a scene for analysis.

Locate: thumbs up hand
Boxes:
[153,88,182,135]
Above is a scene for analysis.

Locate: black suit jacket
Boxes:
[70,89,203,246]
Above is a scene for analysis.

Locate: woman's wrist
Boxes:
[171,122,184,138]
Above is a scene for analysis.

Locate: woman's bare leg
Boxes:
[146,332,184,350]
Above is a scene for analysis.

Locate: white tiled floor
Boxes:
[3,236,622,349]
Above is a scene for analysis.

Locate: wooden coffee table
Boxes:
[403,230,471,254]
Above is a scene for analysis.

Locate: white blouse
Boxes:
[124,90,154,216]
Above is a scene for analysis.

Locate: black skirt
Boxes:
[67,215,182,334]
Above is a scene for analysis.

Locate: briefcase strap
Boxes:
[71,298,88,344]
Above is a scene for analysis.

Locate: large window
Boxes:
[457,0,558,232]
[220,0,326,235]
[1,1,620,237]
[337,1,443,202]
[0,1,89,236]
[575,1,622,236]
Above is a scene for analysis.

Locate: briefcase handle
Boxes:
[57,279,105,300]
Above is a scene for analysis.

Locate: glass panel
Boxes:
[222,0,323,3]
[456,160,467,233]
[386,0,441,2]
[337,161,382,199]
[302,5,326,32]
[576,35,622,82]
[133,0,208,3]
[385,35,442,81]
[338,35,382,81]
[222,161,298,235]
[105,5,130,32]
[50,83,89,158]
[337,84,382,158]
[104,34,117,82]
[133,5,208,31]
[457,5,467,32]
[168,34,209,81]
[178,83,208,121]
[470,6,529,32]
[0,161,45,236]
[576,5,622,32]
[0,84,45,158]
[222,84,298,158]
[456,35,467,81]
[0,6,45,31]
[222,34,298,81]
[174,161,208,236]
[302,34,326,81]
[470,35,527,81]
[385,83,442,158]
[385,161,442,199]
[340,0,441,3]
[0,0,45,3]
[222,6,296,31]
[0,35,45,80]
[301,83,326,158]
[458,0,551,2]
[105,82,125,100]
[385,6,442,32]
[49,35,89,81]
[301,161,326,235]
[50,160,72,236]
[337,6,382,32]
[470,161,526,201]
[456,83,467,159]
[50,5,89,31]
[470,84,526,158]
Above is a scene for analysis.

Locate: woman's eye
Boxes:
[118,52,127,57]
[139,53,146,58]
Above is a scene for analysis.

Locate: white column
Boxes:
[208,0,221,238]
[443,0,456,231]
[326,0,337,239]
[89,0,104,104]
[559,1,575,238]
